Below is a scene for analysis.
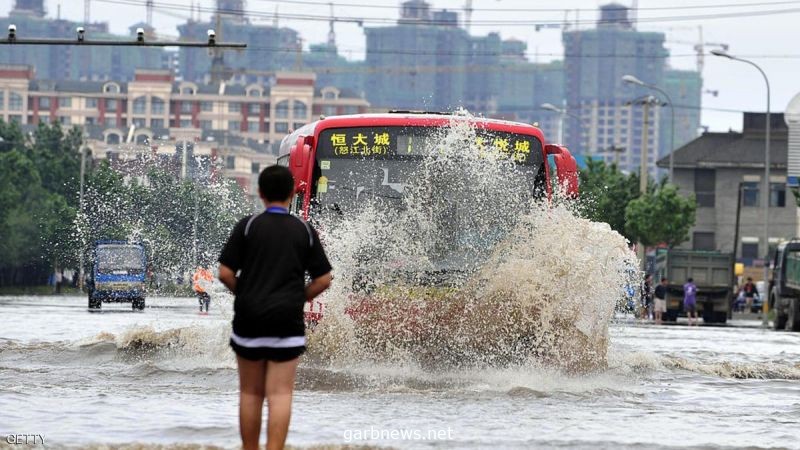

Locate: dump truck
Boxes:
[86,241,147,310]
[768,241,800,331]
[655,249,734,324]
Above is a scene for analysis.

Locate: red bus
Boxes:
[279,112,578,220]
[277,112,579,324]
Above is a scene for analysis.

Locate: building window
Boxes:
[152,97,165,114]
[770,183,786,207]
[228,120,241,131]
[226,155,235,169]
[275,101,289,118]
[8,93,22,111]
[228,102,241,113]
[742,182,760,207]
[344,105,359,115]
[106,99,118,110]
[151,118,164,129]
[251,162,260,174]
[275,122,289,133]
[104,83,120,93]
[741,241,759,260]
[693,232,715,251]
[0,91,4,109]
[201,101,213,112]
[180,119,192,128]
[247,88,261,97]
[199,120,212,130]
[133,96,146,114]
[180,101,193,114]
[59,97,72,108]
[181,86,195,95]
[248,103,261,114]
[132,118,146,128]
[106,133,120,144]
[247,121,260,132]
[8,114,21,123]
[292,100,307,118]
[323,90,336,100]
[59,116,71,125]
[694,169,715,207]
[85,98,98,109]
[322,105,336,116]
[85,116,96,125]
[39,97,51,109]
[293,123,305,131]
[135,134,149,145]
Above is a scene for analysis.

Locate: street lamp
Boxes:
[541,102,579,145]
[711,49,771,273]
[622,74,675,184]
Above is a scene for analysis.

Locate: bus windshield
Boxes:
[96,245,144,275]
[311,126,545,214]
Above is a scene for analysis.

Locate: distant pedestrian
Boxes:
[641,274,653,321]
[684,277,698,326]
[654,277,668,324]
[218,165,332,450]
[54,269,63,295]
[742,277,759,313]
[192,267,214,313]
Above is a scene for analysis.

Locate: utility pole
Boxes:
[78,142,87,290]
[640,98,651,195]
[636,96,654,271]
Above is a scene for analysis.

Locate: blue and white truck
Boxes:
[86,241,147,310]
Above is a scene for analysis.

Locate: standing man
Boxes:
[654,277,668,325]
[218,165,332,450]
[193,266,214,313]
[684,277,698,326]
[742,277,759,313]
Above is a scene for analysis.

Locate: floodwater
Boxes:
[2,295,799,449]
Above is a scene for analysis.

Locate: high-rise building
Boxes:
[177,1,300,83]
[0,1,164,81]
[663,69,703,157]
[495,40,564,143]
[364,1,471,111]
[562,3,689,177]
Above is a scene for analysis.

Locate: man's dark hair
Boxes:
[688,277,694,283]
[747,277,753,282]
[259,165,295,202]
[661,277,667,282]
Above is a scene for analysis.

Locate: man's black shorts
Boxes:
[230,339,306,362]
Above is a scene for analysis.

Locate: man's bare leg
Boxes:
[265,357,300,450]
[237,356,267,450]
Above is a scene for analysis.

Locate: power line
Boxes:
[94,0,800,27]
[246,0,800,13]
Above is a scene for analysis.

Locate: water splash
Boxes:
[306,116,637,373]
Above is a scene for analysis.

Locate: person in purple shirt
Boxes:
[683,277,698,326]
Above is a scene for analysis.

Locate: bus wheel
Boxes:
[88,296,101,309]
[132,298,145,311]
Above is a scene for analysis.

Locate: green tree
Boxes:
[624,184,697,248]
[28,122,83,206]
[0,150,74,285]
[578,158,640,240]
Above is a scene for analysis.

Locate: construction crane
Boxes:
[464,0,473,32]
[665,25,727,73]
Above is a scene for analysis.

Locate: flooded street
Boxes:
[2,295,799,449]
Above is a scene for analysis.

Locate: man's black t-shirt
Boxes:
[654,284,667,300]
[218,210,332,338]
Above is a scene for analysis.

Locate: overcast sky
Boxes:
[2,0,799,132]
